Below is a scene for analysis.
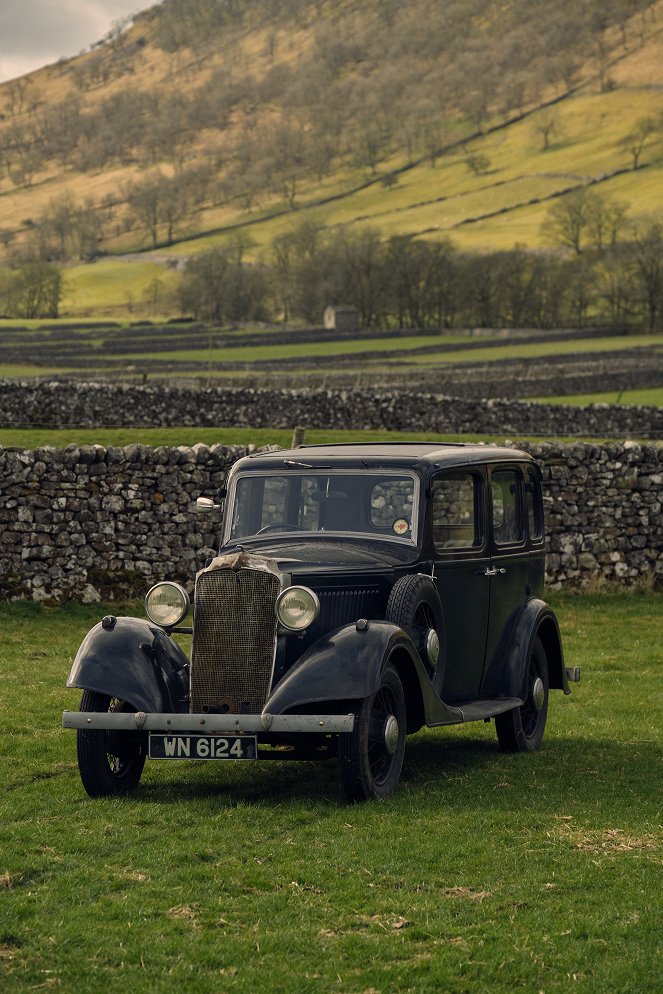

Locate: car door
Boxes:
[480,465,530,695]
[431,469,491,703]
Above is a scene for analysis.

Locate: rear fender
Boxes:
[66,616,190,713]
[486,599,568,699]
[265,620,461,730]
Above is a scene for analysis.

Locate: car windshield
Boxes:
[227,471,419,544]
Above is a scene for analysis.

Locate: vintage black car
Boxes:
[63,443,579,802]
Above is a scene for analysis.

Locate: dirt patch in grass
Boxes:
[552,820,662,855]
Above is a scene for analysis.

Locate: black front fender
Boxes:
[66,617,190,713]
[265,620,462,728]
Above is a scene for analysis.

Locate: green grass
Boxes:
[1,593,661,993]
[0,427,634,450]
[528,387,663,408]
[400,334,661,367]
[114,332,476,365]
[35,332,657,373]
[62,260,179,316]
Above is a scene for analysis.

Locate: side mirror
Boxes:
[196,496,221,514]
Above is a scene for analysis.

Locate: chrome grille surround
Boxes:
[190,554,281,714]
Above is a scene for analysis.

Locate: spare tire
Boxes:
[386,574,446,691]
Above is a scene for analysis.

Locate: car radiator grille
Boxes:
[190,566,281,714]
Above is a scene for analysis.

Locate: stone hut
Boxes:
[323,305,359,333]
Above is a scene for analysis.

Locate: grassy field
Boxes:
[1,592,661,994]
[116,333,660,368]
[0,426,646,451]
[529,387,663,408]
[0,320,661,388]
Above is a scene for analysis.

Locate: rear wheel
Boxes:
[495,637,549,752]
[76,690,146,797]
[340,662,406,802]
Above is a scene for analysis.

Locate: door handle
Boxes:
[480,567,506,577]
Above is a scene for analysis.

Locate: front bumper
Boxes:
[62,711,355,734]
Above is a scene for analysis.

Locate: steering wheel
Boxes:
[256,523,309,534]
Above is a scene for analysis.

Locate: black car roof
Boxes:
[238,442,534,471]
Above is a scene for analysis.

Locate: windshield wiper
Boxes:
[283,459,331,469]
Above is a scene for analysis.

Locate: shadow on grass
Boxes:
[126,729,663,820]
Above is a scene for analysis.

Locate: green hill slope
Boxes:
[2,0,663,316]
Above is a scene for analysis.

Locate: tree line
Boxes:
[3,187,663,328]
[178,205,663,332]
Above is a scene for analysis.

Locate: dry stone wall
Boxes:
[0,380,661,438]
[0,440,660,603]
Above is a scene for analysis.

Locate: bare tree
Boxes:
[533,109,560,151]
[586,195,628,252]
[542,188,596,254]
[619,117,657,169]
[630,217,663,330]
[125,174,166,248]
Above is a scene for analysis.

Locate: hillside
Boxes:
[1,0,663,317]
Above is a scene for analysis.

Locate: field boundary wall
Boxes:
[0,439,660,602]
[0,380,661,438]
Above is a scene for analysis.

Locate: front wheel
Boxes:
[76,690,147,797]
[495,637,549,752]
[340,662,406,802]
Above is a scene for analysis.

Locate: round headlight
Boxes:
[275,586,320,632]
[145,582,190,627]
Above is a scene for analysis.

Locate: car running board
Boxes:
[424,695,524,727]
[451,698,524,723]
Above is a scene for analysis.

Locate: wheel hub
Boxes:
[383,715,400,755]
[532,676,545,711]
[426,628,440,667]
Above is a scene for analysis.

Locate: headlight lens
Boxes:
[144,582,190,627]
[275,586,320,632]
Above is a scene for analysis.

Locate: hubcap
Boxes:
[532,676,545,711]
[384,715,400,755]
[426,628,440,667]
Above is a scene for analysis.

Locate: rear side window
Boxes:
[432,473,483,552]
[491,469,525,546]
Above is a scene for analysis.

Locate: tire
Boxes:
[76,690,147,797]
[386,574,445,689]
[340,661,406,802]
[495,637,549,752]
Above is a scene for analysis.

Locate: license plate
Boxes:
[149,734,257,761]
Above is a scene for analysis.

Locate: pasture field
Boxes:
[0,427,640,451]
[529,387,663,408]
[0,320,661,391]
[119,333,660,369]
[1,593,661,994]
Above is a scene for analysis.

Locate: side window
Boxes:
[491,469,525,547]
[432,473,483,552]
[526,469,544,543]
